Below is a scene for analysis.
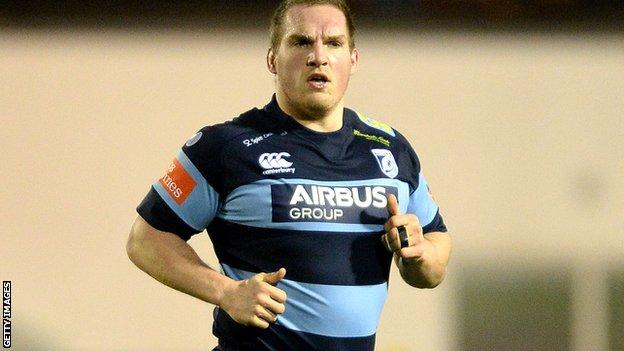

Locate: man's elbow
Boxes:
[126,219,147,264]
[126,231,139,264]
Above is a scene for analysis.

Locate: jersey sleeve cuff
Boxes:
[422,209,448,234]
[136,187,201,241]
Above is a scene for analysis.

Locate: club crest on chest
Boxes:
[371,149,398,179]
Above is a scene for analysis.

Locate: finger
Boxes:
[386,193,400,216]
[399,245,425,263]
[250,315,270,329]
[381,233,392,252]
[255,305,278,323]
[262,295,286,315]
[385,228,403,252]
[392,231,406,252]
[388,227,417,251]
[262,268,286,285]
[268,286,288,303]
[384,213,410,233]
[384,215,409,232]
[384,213,422,235]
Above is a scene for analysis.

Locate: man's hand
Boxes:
[381,194,451,288]
[381,194,433,266]
[219,268,288,329]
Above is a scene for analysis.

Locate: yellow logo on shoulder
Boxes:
[356,113,395,137]
[353,129,390,147]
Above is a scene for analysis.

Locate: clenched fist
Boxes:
[381,194,431,265]
[220,268,288,329]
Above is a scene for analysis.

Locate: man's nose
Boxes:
[306,42,329,67]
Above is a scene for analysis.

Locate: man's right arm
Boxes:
[126,215,287,329]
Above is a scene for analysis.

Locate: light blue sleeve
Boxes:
[406,172,439,228]
[152,149,219,231]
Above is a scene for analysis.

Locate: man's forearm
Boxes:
[396,232,451,288]
[126,216,235,306]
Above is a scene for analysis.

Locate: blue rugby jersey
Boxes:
[137,95,447,351]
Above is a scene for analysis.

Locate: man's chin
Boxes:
[301,97,335,119]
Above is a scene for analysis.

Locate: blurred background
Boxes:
[1,1,623,350]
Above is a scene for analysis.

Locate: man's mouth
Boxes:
[307,73,330,89]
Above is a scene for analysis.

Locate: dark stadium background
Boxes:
[2,0,624,30]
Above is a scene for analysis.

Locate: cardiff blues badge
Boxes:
[371,149,398,179]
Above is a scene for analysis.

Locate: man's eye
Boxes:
[295,40,310,47]
[329,41,342,47]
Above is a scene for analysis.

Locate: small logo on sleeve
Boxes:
[185,132,202,147]
[371,149,399,179]
[159,158,196,205]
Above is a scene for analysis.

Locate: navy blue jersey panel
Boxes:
[180,120,252,196]
[393,130,422,193]
[213,308,376,351]
[136,187,198,240]
[216,130,394,195]
[422,209,448,234]
[207,218,392,285]
[199,96,421,195]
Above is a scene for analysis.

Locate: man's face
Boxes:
[268,5,359,119]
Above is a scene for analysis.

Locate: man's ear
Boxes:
[267,48,277,74]
[350,47,360,75]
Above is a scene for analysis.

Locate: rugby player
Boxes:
[126,1,452,349]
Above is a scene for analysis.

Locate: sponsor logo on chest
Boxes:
[258,152,296,175]
[271,184,397,224]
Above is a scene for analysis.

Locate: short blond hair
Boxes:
[269,0,356,52]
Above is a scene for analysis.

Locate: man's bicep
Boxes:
[129,214,178,244]
[126,214,186,260]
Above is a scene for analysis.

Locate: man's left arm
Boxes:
[382,194,452,288]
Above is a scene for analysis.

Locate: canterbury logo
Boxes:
[259,152,293,169]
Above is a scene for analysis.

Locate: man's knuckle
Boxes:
[243,316,253,326]
[260,296,272,307]
[254,291,265,301]
[388,230,397,241]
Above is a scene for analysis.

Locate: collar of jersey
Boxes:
[263,94,355,138]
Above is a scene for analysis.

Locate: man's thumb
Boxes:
[263,268,286,285]
[387,194,400,216]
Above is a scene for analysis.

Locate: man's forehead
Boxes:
[283,4,348,36]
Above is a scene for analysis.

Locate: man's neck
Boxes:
[276,93,344,133]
